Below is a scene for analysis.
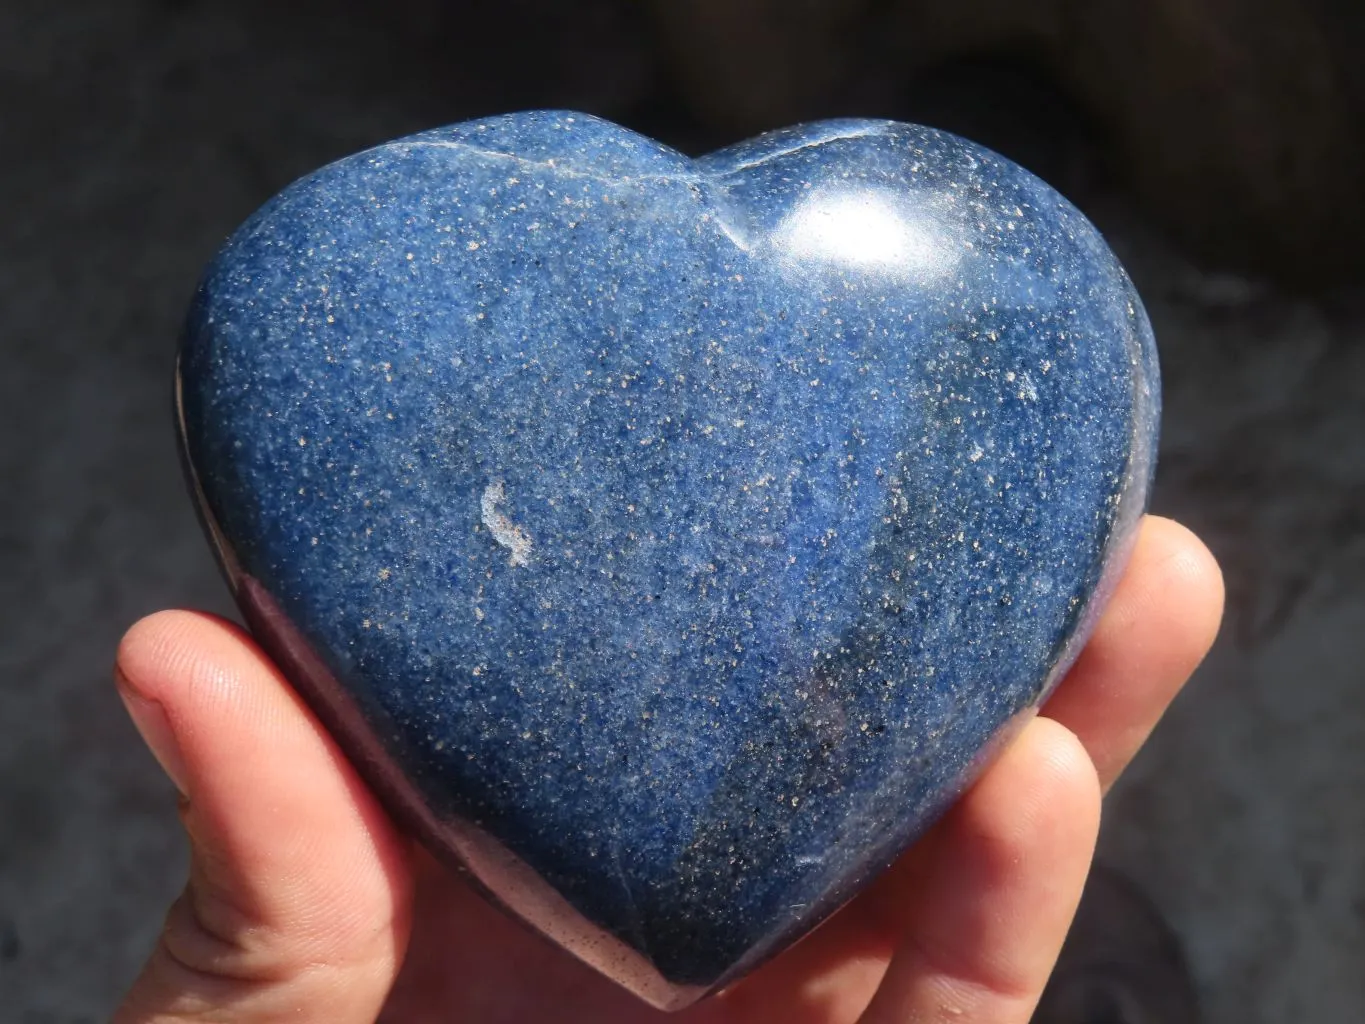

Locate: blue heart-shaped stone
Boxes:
[177,111,1157,1009]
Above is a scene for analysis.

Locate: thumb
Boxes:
[112,611,413,1024]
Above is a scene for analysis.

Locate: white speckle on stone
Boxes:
[482,478,533,567]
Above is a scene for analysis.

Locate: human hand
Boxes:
[112,515,1222,1024]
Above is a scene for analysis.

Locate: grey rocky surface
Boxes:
[2,1,1361,1020]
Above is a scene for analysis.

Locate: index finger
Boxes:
[1042,515,1224,790]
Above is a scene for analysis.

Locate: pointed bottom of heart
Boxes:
[233,567,1036,1011]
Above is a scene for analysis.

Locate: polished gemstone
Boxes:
[177,111,1158,1009]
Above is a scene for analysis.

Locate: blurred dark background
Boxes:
[3,1,1363,1020]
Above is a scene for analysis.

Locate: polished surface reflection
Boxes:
[772,188,957,280]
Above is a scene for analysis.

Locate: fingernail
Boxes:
[116,676,190,795]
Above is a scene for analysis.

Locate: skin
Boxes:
[112,515,1223,1024]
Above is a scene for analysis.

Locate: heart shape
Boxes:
[177,111,1157,1009]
